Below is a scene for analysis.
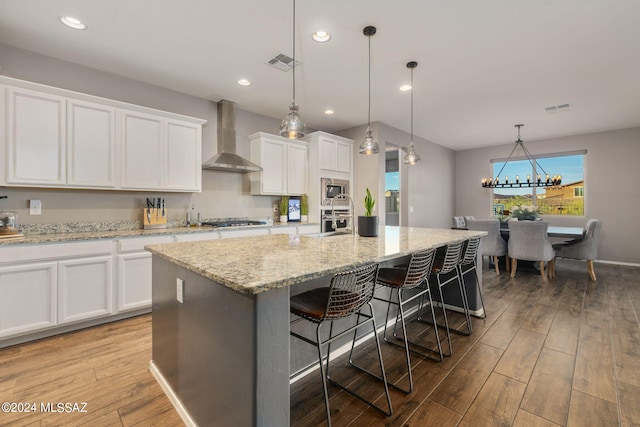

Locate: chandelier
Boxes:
[482,124,561,188]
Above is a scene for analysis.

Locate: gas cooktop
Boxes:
[201,220,267,228]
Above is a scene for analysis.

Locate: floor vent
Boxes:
[544,103,573,114]
[266,54,302,71]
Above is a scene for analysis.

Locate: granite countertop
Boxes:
[0,222,318,247]
[146,226,487,295]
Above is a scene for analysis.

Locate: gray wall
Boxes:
[455,127,640,264]
[339,122,456,229]
[0,44,280,224]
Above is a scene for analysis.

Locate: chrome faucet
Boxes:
[330,194,355,235]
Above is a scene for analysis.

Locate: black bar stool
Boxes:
[289,263,392,426]
[417,240,471,356]
[373,247,443,394]
[457,237,486,319]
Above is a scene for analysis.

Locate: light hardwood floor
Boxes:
[1,259,638,426]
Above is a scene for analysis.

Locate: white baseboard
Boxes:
[149,361,198,427]
[594,259,640,267]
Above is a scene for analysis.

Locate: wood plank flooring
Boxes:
[0,258,638,426]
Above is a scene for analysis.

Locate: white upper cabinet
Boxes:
[6,87,66,185]
[311,132,352,174]
[120,110,164,190]
[1,76,205,192]
[165,119,202,191]
[287,142,308,195]
[67,99,117,188]
[250,132,308,196]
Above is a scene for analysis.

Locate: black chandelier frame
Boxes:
[482,124,562,188]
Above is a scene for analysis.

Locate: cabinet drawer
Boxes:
[117,235,174,253]
[174,232,220,242]
[0,240,113,265]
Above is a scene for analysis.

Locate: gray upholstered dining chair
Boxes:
[553,219,603,281]
[508,220,556,282]
[466,219,508,274]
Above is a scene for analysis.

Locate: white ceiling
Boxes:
[1,0,639,150]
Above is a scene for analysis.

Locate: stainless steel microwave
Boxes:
[321,178,350,206]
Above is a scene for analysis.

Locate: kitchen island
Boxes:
[146,226,485,426]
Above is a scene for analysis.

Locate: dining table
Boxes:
[500,225,584,239]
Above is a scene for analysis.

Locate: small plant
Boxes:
[300,194,308,216]
[364,188,375,217]
[279,196,289,215]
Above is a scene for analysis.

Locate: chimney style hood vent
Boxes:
[202,100,262,173]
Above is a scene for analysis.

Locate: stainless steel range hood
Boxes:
[202,99,262,173]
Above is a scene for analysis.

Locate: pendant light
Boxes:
[481,124,562,188]
[280,0,306,139]
[359,26,379,155]
[402,61,420,165]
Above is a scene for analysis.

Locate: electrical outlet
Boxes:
[29,199,42,215]
[176,278,184,303]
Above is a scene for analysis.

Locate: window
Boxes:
[491,153,585,216]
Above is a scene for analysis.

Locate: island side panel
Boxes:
[255,287,290,427]
[152,255,257,426]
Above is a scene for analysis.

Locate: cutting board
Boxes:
[0,233,24,240]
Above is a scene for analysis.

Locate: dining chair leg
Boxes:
[587,260,597,281]
[506,255,510,272]
[493,256,500,275]
[510,258,517,277]
[539,261,547,282]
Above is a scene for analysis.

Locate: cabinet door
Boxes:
[58,256,113,324]
[0,262,57,338]
[287,143,307,194]
[165,119,202,191]
[6,87,66,185]
[67,99,117,188]
[319,138,337,171]
[336,141,352,174]
[120,110,163,189]
[261,139,286,194]
[117,252,152,311]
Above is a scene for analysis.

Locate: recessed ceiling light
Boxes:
[237,79,251,86]
[312,31,331,43]
[59,16,87,30]
[324,109,335,115]
[399,84,412,92]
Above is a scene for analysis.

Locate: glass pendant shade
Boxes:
[403,143,420,165]
[280,102,306,139]
[359,126,379,155]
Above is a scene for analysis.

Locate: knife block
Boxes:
[143,208,167,229]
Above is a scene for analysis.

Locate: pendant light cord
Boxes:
[410,66,414,143]
[367,32,371,126]
[292,0,296,103]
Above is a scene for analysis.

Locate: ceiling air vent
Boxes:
[544,102,573,114]
[266,54,302,71]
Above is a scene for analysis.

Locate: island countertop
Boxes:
[145,226,486,295]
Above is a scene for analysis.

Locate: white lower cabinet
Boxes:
[117,252,153,312]
[270,226,298,235]
[219,228,270,239]
[58,256,113,324]
[0,262,57,338]
[116,235,174,312]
